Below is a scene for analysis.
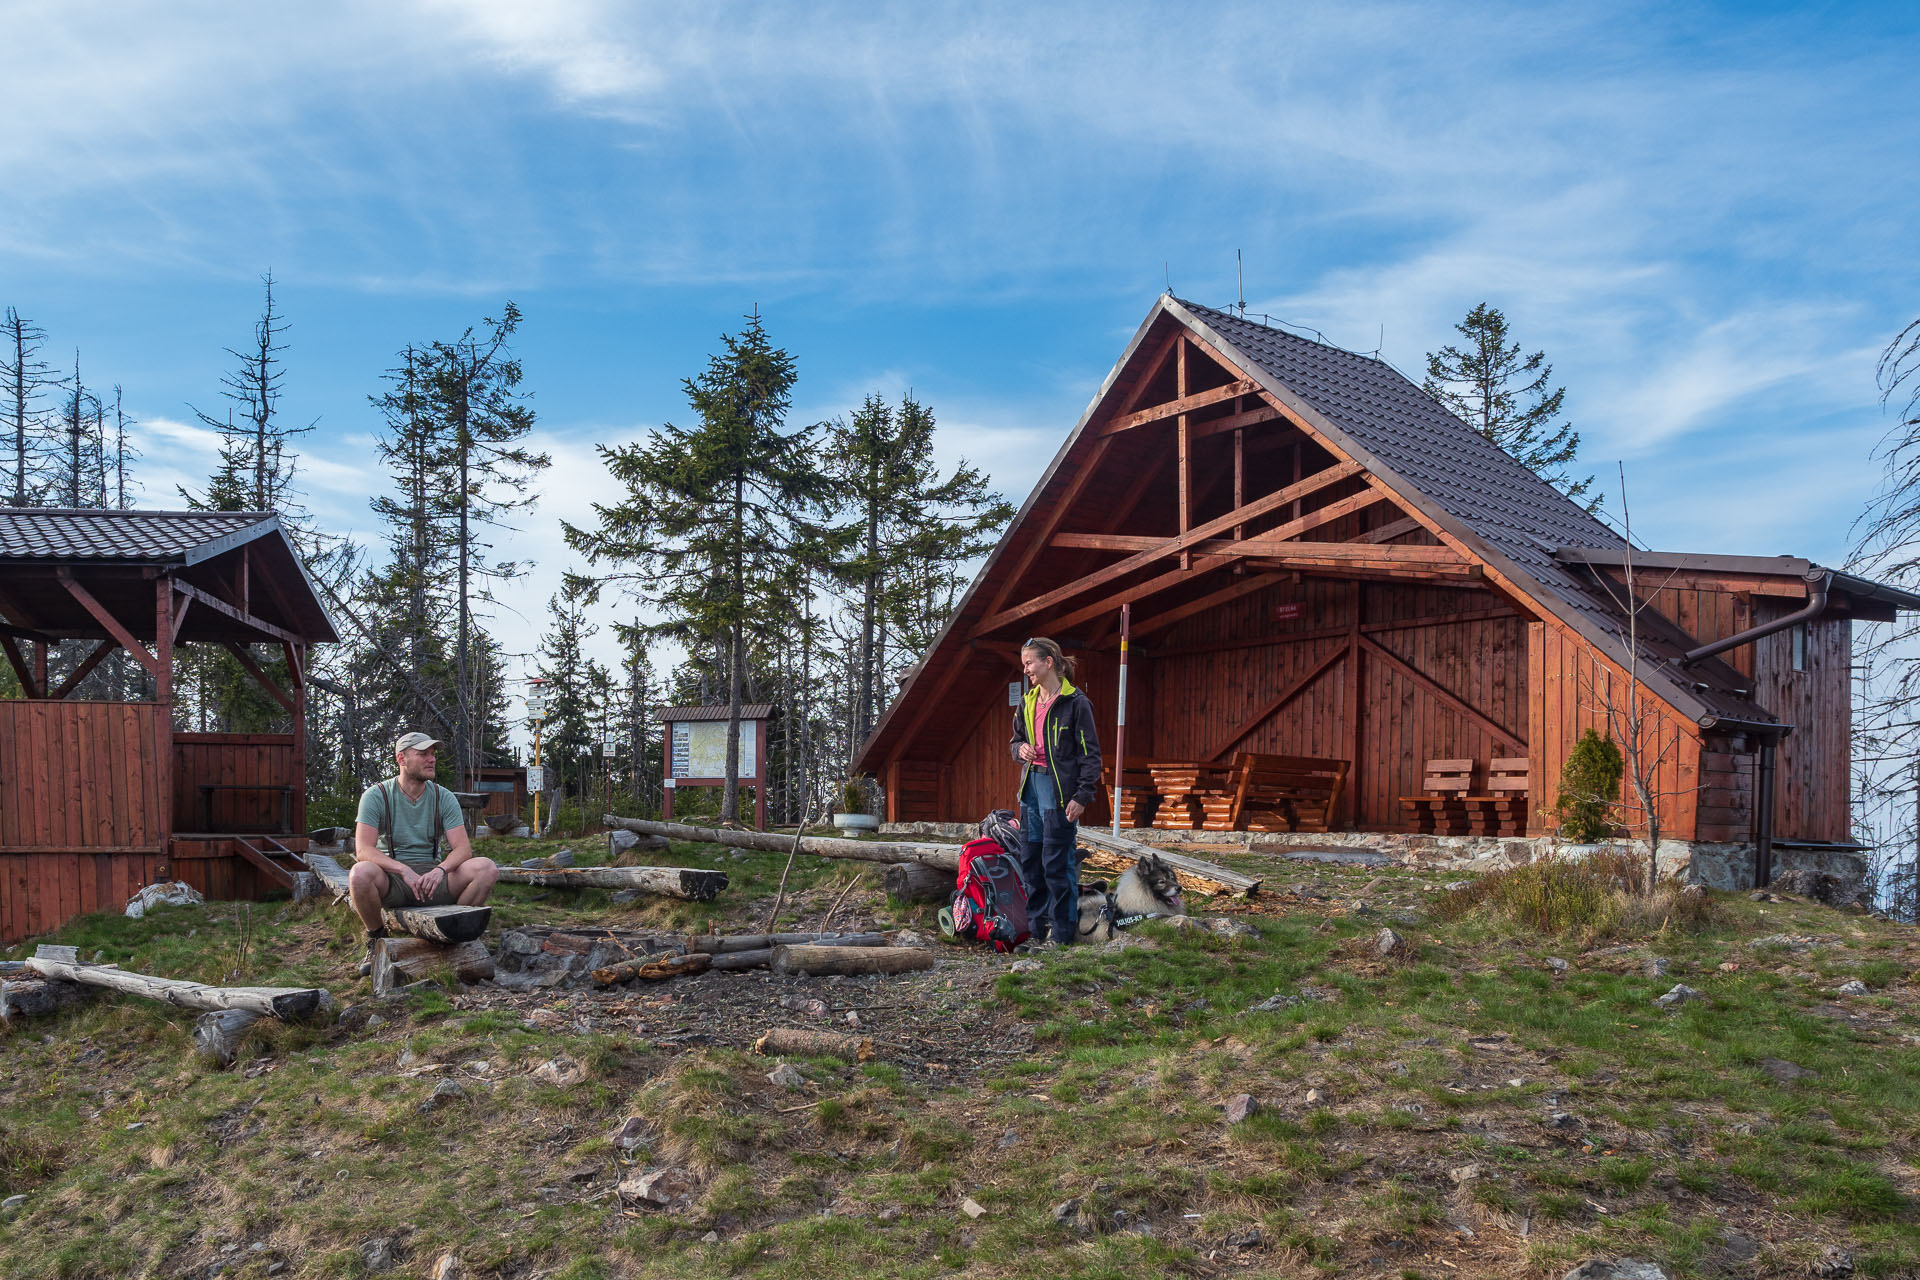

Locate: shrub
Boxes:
[1556,729,1624,841]
[1432,850,1704,941]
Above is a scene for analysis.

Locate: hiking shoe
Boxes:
[358,932,388,977]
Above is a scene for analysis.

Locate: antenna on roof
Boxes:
[1165,261,1171,294]
[1375,325,1384,359]
[1236,250,1245,317]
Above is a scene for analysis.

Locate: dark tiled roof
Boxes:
[1174,299,1774,728]
[661,705,775,722]
[0,508,275,561]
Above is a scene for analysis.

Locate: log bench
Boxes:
[1399,758,1473,834]
[1222,753,1349,833]
[1460,758,1530,835]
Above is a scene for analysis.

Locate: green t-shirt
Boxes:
[356,780,465,872]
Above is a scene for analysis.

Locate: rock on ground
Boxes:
[1562,1260,1669,1280]
[1223,1093,1259,1124]
[620,1167,695,1209]
[1374,927,1407,958]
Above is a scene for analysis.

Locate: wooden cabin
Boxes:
[0,509,338,943]
[855,296,1917,882]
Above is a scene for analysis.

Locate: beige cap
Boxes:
[394,731,442,754]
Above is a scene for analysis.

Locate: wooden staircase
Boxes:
[230,835,307,891]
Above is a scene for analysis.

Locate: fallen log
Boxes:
[495,865,729,901]
[193,1008,264,1067]
[26,948,327,1020]
[753,1027,875,1061]
[687,931,884,954]
[883,862,951,903]
[706,948,774,972]
[770,945,935,977]
[371,938,496,996]
[303,853,492,943]
[603,816,960,871]
[590,952,710,986]
[1,976,94,1026]
[1075,829,1260,898]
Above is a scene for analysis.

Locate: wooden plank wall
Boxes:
[1751,608,1850,842]
[913,579,1530,831]
[172,733,298,833]
[1527,622,1702,840]
[0,701,167,851]
[2,851,171,944]
[1632,585,1851,842]
[0,699,170,944]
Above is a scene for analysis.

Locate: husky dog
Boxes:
[1076,851,1186,942]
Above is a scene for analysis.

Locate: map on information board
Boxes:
[670,720,757,779]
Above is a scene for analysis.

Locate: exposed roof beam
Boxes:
[1190,403,1284,441]
[1040,555,1238,635]
[1129,572,1287,639]
[1098,379,1258,436]
[173,579,303,645]
[0,634,42,698]
[48,639,118,699]
[1358,631,1524,750]
[55,569,164,681]
[221,640,297,716]
[971,460,1365,638]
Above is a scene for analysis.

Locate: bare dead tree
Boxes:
[1579,466,1694,892]
[1847,316,1920,919]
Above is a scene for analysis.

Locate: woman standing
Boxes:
[1010,637,1103,946]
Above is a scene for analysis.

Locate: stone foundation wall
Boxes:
[879,821,1866,897]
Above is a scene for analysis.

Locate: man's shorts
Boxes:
[377,866,458,908]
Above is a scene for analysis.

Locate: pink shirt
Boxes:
[1030,689,1057,768]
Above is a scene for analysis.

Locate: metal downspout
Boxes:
[1755,734,1779,889]
[1681,569,1830,667]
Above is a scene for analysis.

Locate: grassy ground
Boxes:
[1,836,1917,1279]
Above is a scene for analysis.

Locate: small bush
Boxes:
[1556,729,1624,841]
[1433,850,1694,940]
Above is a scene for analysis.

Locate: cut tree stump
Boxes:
[603,816,961,871]
[883,862,952,903]
[590,952,710,986]
[193,1008,264,1067]
[26,948,327,1020]
[303,853,492,942]
[495,865,729,901]
[753,1028,875,1061]
[371,938,496,996]
[770,945,935,977]
[1,976,94,1026]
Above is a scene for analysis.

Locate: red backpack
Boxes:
[949,836,1031,952]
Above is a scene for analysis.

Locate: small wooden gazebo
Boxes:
[0,509,338,943]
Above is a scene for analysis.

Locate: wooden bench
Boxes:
[1147,761,1231,830]
[1398,759,1473,834]
[1461,758,1529,835]
[1101,765,1160,829]
[1223,753,1350,833]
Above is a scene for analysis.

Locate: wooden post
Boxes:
[33,638,47,695]
[285,642,306,833]
[755,717,768,831]
[1113,602,1130,835]
[661,718,674,822]
[1345,585,1363,830]
[1177,338,1191,570]
[154,577,173,705]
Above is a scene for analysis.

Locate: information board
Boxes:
[670,720,757,779]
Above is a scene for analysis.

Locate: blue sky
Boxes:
[5,0,1918,689]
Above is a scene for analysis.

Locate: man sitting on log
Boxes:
[349,732,498,972]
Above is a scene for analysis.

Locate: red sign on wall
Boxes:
[1273,603,1303,622]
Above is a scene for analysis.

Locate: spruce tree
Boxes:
[1424,303,1596,509]
[2,308,56,506]
[537,583,596,806]
[421,304,548,787]
[565,310,825,823]
[58,350,102,507]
